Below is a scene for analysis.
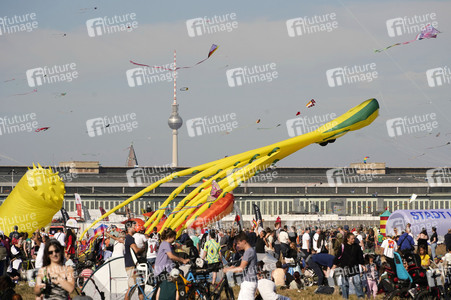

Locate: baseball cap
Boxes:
[170,268,180,278]
[343,225,349,231]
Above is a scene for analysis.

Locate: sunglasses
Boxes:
[48,249,61,255]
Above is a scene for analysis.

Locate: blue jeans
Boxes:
[431,243,437,259]
[341,274,364,299]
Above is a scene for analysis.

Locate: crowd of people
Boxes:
[0,220,450,300]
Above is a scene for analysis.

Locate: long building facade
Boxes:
[1,163,450,219]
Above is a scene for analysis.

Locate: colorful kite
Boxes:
[35,127,50,132]
[306,99,316,108]
[363,156,369,164]
[375,24,440,53]
[180,87,189,91]
[210,180,222,199]
[130,44,218,71]
[296,112,301,116]
[256,119,261,124]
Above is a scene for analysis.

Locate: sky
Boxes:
[0,0,450,168]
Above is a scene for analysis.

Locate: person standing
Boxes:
[333,233,365,299]
[124,222,144,300]
[416,229,428,253]
[274,220,282,259]
[381,235,397,272]
[132,224,148,261]
[54,229,66,247]
[224,232,258,300]
[279,227,290,258]
[397,231,415,255]
[202,230,221,285]
[301,228,310,257]
[34,239,75,299]
[8,226,19,241]
[430,227,438,260]
[445,229,451,252]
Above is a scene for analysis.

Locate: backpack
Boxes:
[175,275,189,300]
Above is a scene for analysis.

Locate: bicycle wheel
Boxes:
[384,288,414,300]
[414,290,433,300]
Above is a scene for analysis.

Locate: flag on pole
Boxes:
[75,193,82,218]
[99,207,109,221]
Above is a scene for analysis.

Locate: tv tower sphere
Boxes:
[168,104,183,130]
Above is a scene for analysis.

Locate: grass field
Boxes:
[12,244,448,299]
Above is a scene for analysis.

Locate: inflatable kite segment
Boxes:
[81,98,380,239]
[0,164,65,235]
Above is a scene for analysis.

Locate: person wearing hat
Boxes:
[155,269,180,300]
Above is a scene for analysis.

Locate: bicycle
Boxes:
[127,262,157,300]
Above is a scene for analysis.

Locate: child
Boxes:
[257,270,291,300]
[419,245,431,268]
[155,269,180,300]
[365,254,379,299]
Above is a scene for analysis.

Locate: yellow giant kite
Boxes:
[0,164,65,236]
[81,98,379,239]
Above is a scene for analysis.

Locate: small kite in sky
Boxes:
[296,112,301,116]
[180,87,189,91]
[375,24,440,53]
[257,124,281,130]
[363,156,369,164]
[130,44,218,71]
[256,119,261,124]
[426,141,450,149]
[306,99,316,108]
[3,78,15,83]
[11,89,37,96]
[79,7,98,13]
[35,127,50,132]
[54,92,67,98]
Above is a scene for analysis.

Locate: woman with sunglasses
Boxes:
[34,239,74,299]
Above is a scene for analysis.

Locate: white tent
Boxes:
[81,257,133,300]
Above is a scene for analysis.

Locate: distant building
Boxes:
[1,164,450,218]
